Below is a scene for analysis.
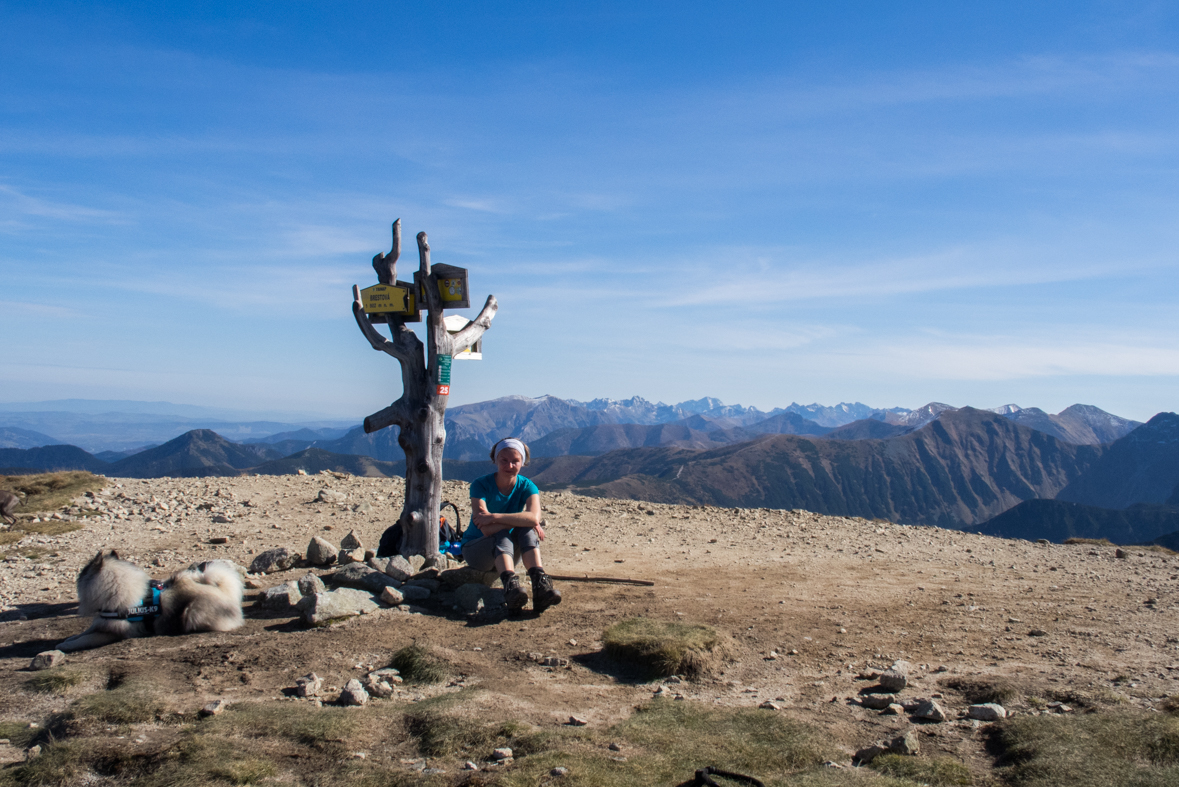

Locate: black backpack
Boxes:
[376,500,463,558]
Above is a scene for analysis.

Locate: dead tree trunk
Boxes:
[352,219,497,561]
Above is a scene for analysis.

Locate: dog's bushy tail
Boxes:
[169,561,245,634]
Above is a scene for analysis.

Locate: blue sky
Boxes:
[2,1,1178,422]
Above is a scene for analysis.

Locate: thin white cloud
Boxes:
[0,184,126,225]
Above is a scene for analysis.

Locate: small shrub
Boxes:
[26,669,86,694]
[603,617,731,678]
[870,753,973,785]
[390,644,448,684]
[944,675,1021,705]
[406,708,526,757]
[1064,537,1113,546]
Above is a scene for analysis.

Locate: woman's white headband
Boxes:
[495,438,526,459]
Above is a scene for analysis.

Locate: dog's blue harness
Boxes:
[98,582,162,623]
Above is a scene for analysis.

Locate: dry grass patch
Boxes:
[603,617,732,678]
[495,698,847,787]
[25,669,86,695]
[995,709,1179,786]
[57,675,170,730]
[1064,537,1114,546]
[390,643,449,684]
[0,472,104,516]
[0,721,40,749]
[203,700,364,749]
[869,754,972,785]
[405,707,534,758]
[943,675,1022,706]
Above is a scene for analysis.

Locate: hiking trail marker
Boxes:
[351,218,497,561]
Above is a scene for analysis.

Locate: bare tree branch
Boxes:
[364,399,409,433]
[372,219,401,285]
[351,286,418,364]
[447,294,499,353]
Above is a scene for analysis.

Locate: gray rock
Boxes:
[889,730,920,756]
[249,547,298,574]
[379,586,404,605]
[296,673,323,697]
[492,747,513,761]
[551,766,570,777]
[259,581,302,609]
[913,698,948,722]
[405,578,440,592]
[883,703,905,716]
[200,699,228,717]
[758,701,781,710]
[296,588,379,625]
[878,660,911,692]
[384,555,414,582]
[297,573,326,596]
[365,677,394,698]
[860,694,894,710]
[455,583,504,613]
[368,667,403,684]
[337,548,365,565]
[30,650,65,670]
[306,537,338,566]
[854,744,887,765]
[340,530,363,551]
[439,566,499,589]
[353,501,373,514]
[340,678,369,706]
[400,585,432,602]
[368,556,391,574]
[317,489,346,504]
[967,703,1007,721]
[331,563,401,593]
[407,554,427,572]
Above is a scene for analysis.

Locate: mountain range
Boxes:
[4,395,1173,546]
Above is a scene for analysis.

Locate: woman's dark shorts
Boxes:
[462,528,540,571]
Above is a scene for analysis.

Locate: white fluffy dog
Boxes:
[57,551,245,652]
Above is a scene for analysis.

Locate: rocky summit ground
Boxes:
[1,472,1178,784]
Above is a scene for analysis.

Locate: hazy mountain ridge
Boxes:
[0,427,62,450]
[103,430,284,478]
[524,408,1106,528]
[0,444,110,474]
[3,406,1175,543]
[1055,413,1179,509]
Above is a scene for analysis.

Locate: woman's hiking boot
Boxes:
[501,571,528,612]
[528,567,562,613]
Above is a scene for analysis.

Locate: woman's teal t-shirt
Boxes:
[465,473,539,544]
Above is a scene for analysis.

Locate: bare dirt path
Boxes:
[1,473,1177,780]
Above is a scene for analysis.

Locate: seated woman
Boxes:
[463,438,562,613]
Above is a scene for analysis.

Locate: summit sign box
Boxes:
[359,282,420,323]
